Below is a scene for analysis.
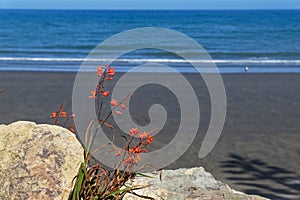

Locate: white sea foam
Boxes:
[1,57,300,64]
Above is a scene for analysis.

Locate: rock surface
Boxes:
[124,167,269,200]
[0,121,84,200]
[0,121,268,200]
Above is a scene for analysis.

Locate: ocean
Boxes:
[0,9,300,73]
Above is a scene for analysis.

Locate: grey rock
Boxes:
[124,167,269,200]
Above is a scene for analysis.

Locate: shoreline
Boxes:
[0,71,299,199]
[2,69,300,74]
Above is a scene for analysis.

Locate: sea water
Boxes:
[0,9,299,73]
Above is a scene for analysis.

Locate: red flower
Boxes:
[50,112,58,118]
[68,122,76,133]
[115,150,121,156]
[146,136,154,144]
[121,104,126,110]
[107,67,115,73]
[114,111,122,115]
[107,67,115,76]
[60,111,67,118]
[134,154,141,163]
[110,99,118,107]
[101,91,109,97]
[129,146,148,154]
[69,128,75,133]
[97,67,104,76]
[129,128,138,136]
[139,131,149,139]
[89,90,97,98]
[123,155,134,163]
[129,146,138,153]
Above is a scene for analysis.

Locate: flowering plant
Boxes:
[51,66,154,200]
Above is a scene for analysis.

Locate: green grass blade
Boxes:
[74,163,85,200]
[105,186,133,198]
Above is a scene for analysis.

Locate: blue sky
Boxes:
[0,0,299,9]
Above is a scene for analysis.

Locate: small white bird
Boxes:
[244,66,249,72]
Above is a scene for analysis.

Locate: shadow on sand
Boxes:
[220,153,300,200]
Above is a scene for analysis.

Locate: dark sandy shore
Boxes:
[0,71,299,199]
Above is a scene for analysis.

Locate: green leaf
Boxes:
[134,172,155,178]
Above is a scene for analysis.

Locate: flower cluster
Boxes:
[109,97,128,115]
[50,104,75,133]
[89,65,115,99]
[123,128,154,165]
[88,65,154,166]
[88,65,132,128]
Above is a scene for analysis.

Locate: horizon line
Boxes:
[1,8,300,11]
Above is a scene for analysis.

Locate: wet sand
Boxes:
[0,71,299,199]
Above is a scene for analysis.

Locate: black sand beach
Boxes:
[0,71,299,199]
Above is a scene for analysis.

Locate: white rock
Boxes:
[0,121,84,200]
